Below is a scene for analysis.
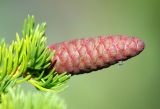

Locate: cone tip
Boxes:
[136,38,145,52]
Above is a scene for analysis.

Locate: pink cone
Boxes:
[49,35,145,75]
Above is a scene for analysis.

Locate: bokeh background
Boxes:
[0,0,159,109]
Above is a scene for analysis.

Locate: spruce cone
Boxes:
[49,35,145,75]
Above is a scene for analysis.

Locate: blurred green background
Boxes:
[0,0,159,109]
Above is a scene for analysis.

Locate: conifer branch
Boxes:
[0,87,67,109]
[0,15,70,93]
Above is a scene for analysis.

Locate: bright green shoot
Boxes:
[0,15,70,93]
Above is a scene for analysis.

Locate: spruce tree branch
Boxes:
[0,15,70,93]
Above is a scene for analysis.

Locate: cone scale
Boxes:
[49,35,145,75]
